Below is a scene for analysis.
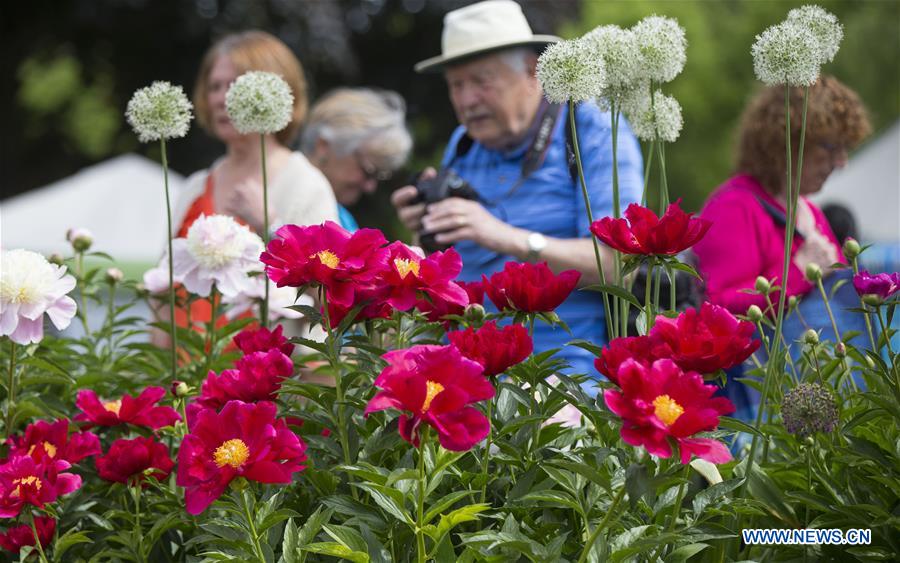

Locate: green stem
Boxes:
[479,397,493,504]
[203,287,219,375]
[416,431,429,563]
[644,260,655,332]
[75,252,91,337]
[161,138,178,382]
[29,512,49,563]
[132,484,146,562]
[651,465,689,561]
[5,341,15,440]
[576,485,626,563]
[568,101,613,340]
[656,136,670,213]
[240,489,267,563]
[815,278,855,390]
[851,257,879,351]
[260,135,270,328]
[641,137,656,207]
[874,308,900,391]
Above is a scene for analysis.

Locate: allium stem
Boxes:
[656,134,670,213]
[161,138,178,382]
[416,431,429,563]
[479,397,493,504]
[5,341,16,440]
[815,278,855,390]
[576,485,626,563]
[29,512,49,563]
[641,137,656,207]
[644,260,655,331]
[203,286,219,375]
[568,101,613,340]
[260,135,270,328]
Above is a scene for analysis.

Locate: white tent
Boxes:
[1,154,185,263]
[813,120,900,242]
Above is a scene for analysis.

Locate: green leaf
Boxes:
[296,506,334,547]
[302,542,369,563]
[424,490,476,524]
[53,530,92,559]
[692,478,744,517]
[281,518,300,563]
[354,482,414,526]
[323,524,368,553]
[582,283,644,308]
[667,542,710,562]
[718,416,764,438]
[516,489,583,514]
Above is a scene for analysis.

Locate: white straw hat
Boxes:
[414,0,560,73]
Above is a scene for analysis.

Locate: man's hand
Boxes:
[421,197,514,252]
[390,167,434,233]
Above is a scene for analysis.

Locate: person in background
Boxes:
[301,88,412,231]
[694,75,871,422]
[153,30,338,347]
[821,202,859,244]
[694,75,871,317]
[390,0,644,382]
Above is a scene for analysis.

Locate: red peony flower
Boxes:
[261,221,389,307]
[96,436,174,485]
[604,359,734,464]
[6,419,100,465]
[187,349,294,427]
[594,335,666,385]
[415,280,484,324]
[380,242,469,312]
[483,262,580,313]
[0,456,82,517]
[448,321,533,377]
[648,302,760,374]
[365,345,494,451]
[233,324,294,356]
[75,387,180,430]
[323,283,393,329]
[590,200,711,255]
[176,401,307,515]
[0,516,55,553]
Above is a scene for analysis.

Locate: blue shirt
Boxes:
[441,102,644,382]
[337,204,359,232]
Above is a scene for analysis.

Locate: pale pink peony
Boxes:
[0,249,77,344]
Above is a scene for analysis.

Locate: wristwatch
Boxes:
[526,231,547,262]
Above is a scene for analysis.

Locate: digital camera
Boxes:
[414,169,479,253]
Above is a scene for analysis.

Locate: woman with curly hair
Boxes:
[694,75,871,316]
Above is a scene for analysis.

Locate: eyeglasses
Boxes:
[355,152,393,182]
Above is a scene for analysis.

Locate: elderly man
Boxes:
[391,0,643,382]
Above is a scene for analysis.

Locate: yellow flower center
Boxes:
[12,475,41,497]
[394,258,420,279]
[104,400,122,415]
[27,442,57,458]
[653,394,684,426]
[421,380,445,413]
[214,438,250,469]
[313,250,340,269]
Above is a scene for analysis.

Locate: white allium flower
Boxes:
[787,5,843,64]
[752,21,821,86]
[225,71,294,135]
[125,81,193,143]
[536,38,606,103]
[223,279,306,321]
[0,249,77,344]
[582,25,642,102]
[632,15,687,84]
[171,214,264,298]
[622,88,684,143]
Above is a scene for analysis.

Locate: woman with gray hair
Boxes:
[301,88,412,230]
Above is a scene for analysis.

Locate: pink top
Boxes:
[693,174,844,315]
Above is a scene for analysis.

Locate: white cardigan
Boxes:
[171,151,339,236]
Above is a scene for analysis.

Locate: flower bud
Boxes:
[861,294,884,307]
[842,237,861,260]
[66,227,94,253]
[788,295,799,310]
[135,283,150,298]
[834,342,846,358]
[746,305,764,322]
[865,355,875,369]
[105,267,124,285]
[754,276,771,293]
[804,262,822,283]
[803,329,819,345]
[464,303,486,325]
[170,380,190,398]
[47,253,65,266]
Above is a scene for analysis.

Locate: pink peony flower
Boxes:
[75,387,180,430]
[6,419,100,465]
[0,249,77,345]
[0,456,82,518]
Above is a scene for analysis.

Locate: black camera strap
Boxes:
[448,101,564,206]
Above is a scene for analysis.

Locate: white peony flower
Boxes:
[787,5,842,64]
[125,81,193,143]
[752,21,821,86]
[536,37,606,103]
[0,249,77,344]
[223,279,307,322]
[622,87,684,143]
[170,214,264,298]
[632,15,687,84]
[142,255,182,295]
[225,71,294,135]
[581,25,643,103]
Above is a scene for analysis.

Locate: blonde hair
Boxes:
[193,30,308,145]
[301,88,412,173]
